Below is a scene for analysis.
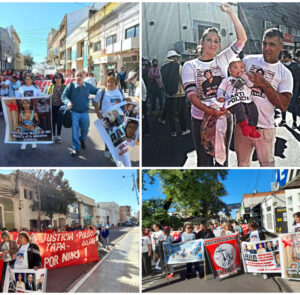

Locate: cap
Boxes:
[166,50,181,58]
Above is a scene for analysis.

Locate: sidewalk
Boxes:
[73,226,140,293]
[274,277,300,292]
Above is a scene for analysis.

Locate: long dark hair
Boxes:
[24,73,38,88]
[52,72,65,85]
[293,212,300,225]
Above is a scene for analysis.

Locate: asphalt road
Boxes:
[142,263,282,293]
[142,103,300,167]
[0,108,139,167]
[46,227,131,292]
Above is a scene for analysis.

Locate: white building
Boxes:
[96,202,120,226]
[88,2,139,85]
[66,19,89,72]
[277,169,300,232]
[261,192,286,233]
[142,2,237,64]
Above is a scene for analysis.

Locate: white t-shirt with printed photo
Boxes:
[19,85,43,98]
[94,88,125,112]
[243,55,293,128]
[249,230,260,243]
[14,243,29,269]
[0,80,10,96]
[182,44,240,120]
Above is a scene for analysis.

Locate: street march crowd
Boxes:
[142,212,300,284]
[142,3,300,167]
[0,223,113,292]
[0,66,139,166]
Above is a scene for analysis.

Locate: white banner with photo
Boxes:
[94,101,131,167]
[241,238,281,273]
[2,96,52,144]
[124,101,140,147]
[3,267,47,293]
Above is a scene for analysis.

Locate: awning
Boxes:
[281,174,300,190]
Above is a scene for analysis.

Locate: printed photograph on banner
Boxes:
[280,233,300,280]
[2,96,52,144]
[241,238,281,274]
[0,2,140,167]
[3,268,47,293]
[142,169,300,292]
[0,169,140,292]
[142,2,300,168]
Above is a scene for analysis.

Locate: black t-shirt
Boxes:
[196,229,215,239]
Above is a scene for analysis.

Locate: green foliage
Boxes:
[143,170,229,219]
[30,170,76,223]
[23,53,35,68]
[142,198,183,229]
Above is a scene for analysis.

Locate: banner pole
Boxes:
[204,259,207,281]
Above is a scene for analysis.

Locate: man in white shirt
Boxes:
[235,28,293,167]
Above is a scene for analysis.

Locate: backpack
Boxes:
[161,61,180,95]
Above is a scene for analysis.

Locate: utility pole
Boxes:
[132,172,139,205]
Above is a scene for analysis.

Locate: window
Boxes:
[93,41,101,52]
[125,24,139,39]
[298,193,300,202]
[29,191,33,200]
[264,21,273,29]
[106,35,117,46]
[288,196,292,205]
[24,189,27,199]
[279,25,287,33]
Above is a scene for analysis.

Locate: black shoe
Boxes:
[278,120,286,127]
[185,274,191,280]
[71,150,79,157]
[81,140,86,149]
[292,122,298,129]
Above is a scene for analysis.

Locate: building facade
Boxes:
[95,202,120,226]
[46,28,57,65]
[119,205,131,223]
[88,2,139,85]
[0,172,67,231]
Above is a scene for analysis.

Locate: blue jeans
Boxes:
[128,82,135,96]
[71,111,90,151]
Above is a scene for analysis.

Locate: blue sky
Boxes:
[0,169,139,214]
[0,2,93,63]
[143,169,277,217]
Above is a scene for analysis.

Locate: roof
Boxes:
[242,190,285,200]
[282,173,300,190]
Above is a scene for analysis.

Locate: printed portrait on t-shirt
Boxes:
[248,65,275,98]
[24,90,34,97]
[196,66,224,100]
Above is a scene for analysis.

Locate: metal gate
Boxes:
[275,207,288,233]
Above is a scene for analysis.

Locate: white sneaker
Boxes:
[104,151,111,158]
[181,129,191,136]
[262,274,268,280]
[32,144,37,149]
[21,144,27,150]
[252,272,258,276]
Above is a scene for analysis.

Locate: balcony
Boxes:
[106,42,121,54]
[122,37,139,51]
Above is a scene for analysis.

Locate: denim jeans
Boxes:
[186,262,200,275]
[128,82,135,96]
[71,111,90,151]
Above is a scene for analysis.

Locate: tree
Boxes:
[23,53,35,68]
[29,170,76,226]
[142,198,183,228]
[143,170,229,219]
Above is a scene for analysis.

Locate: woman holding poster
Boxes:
[18,73,43,150]
[93,76,125,159]
[14,232,41,271]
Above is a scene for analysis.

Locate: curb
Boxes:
[67,228,134,293]
[274,277,293,293]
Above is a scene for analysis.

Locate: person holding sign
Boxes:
[217,58,261,138]
[14,232,41,271]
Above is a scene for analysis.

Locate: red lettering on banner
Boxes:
[0,230,98,269]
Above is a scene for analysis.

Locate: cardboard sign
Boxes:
[204,234,241,279]
[241,238,281,273]
[4,268,47,293]
[163,239,204,265]
[2,96,52,144]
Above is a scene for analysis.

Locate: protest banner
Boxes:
[279,233,300,280]
[241,238,281,273]
[124,102,139,147]
[0,253,3,284]
[3,268,47,293]
[0,230,98,270]
[35,78,75,93]
[2,96,52,144]
[204,234,241,279]
[94,101,131,167]
[163,239,204,265]
[240,224,249,237]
